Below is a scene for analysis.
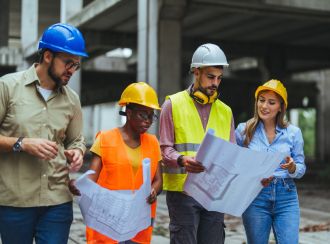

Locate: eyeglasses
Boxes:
[54,54,81,71]
[132,109,158,122]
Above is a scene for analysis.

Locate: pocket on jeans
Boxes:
[286,180,296,191]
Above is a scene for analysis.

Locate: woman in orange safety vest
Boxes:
[69,82,162,244]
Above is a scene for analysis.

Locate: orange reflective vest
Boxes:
[86,128,159,244]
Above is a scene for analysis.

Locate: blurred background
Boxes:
[1,0,330,182]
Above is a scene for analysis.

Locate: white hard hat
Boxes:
[190,43,229,70]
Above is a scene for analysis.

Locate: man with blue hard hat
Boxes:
[0,23,88,244]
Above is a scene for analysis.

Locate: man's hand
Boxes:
[64,149,83,172]
[182,156,205,173]
[68,179,81,196]
[21,138,58,160]
[280,156,296,174]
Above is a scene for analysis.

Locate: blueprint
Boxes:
[184,129,285,217]
[75,158,151,241]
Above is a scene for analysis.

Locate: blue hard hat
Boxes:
[38,23,88,57]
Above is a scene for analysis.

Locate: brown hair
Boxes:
[243,91,288,147]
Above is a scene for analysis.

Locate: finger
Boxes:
[43,150,57,160]
[261,180,270,187]
[64,150,73,161]
[40,149,54,160]
[43,145,58,159]
[45,141,59,153]
[72,153,82,164]
[69,164,79,172]
[186,167,205,173]
[285,156,291,163]
[187,163,205,171]
[71,188,81,196]
[69,161,82,172]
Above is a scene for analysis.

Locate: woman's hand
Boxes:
[146,188,157,204]
[280,156,296,174]
[260,176,274,187]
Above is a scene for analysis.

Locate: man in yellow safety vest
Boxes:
[159,43,236,244]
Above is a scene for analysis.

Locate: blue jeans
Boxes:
[166,191,225,244]
[242,178,300,244]
[0,201,73,244]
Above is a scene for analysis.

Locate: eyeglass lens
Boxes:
[136,110,158,121]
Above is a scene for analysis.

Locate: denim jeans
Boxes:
[0,201,73,244]
[166,191,225,244]
[242,178,300,244]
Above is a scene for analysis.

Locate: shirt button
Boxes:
[43,107,46,110]
[43,124,47,127]
[42,174,47,177]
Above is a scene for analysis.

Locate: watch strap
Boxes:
[177,155,184,167]
[13,136,24,152]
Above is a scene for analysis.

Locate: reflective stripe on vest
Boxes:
[163,90,232,192]
[175,143,200,153]
[86,128,159,244]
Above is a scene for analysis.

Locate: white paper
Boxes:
[75,158,152,241]
[184,129,286,217]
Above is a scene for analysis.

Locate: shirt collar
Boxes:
[258,121,284,134]
[23,64,64,94]
[23,64,40,86]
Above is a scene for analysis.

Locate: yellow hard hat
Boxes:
[255,79,288,108]
[118,82,161,110]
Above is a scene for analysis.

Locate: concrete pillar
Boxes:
[61,0,83,22]
[61,0,83,95]
[137,0,151,84]
[0,0,10,47]
[21,0,38,50]
[316,70,330,163]
[137,0,186,102]
[158,0,186,103]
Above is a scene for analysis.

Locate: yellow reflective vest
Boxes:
[163,90,232,191]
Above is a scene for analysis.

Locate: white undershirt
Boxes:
[37,85,53,101]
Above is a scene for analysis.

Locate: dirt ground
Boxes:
[297,181,330,213]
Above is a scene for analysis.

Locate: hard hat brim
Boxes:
[255,86,288,108]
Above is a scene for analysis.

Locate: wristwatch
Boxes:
[13,137,24,152]
[177,155,184,167]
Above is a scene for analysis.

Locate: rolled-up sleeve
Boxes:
[289,127,306,179]
[159,99,181,167]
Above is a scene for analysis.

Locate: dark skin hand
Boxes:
[68,179,80,196]
[147,162,162,204]
[68,153,102,196]
[69,156,163,206]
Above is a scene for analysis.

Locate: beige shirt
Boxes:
[0,65,86,207]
